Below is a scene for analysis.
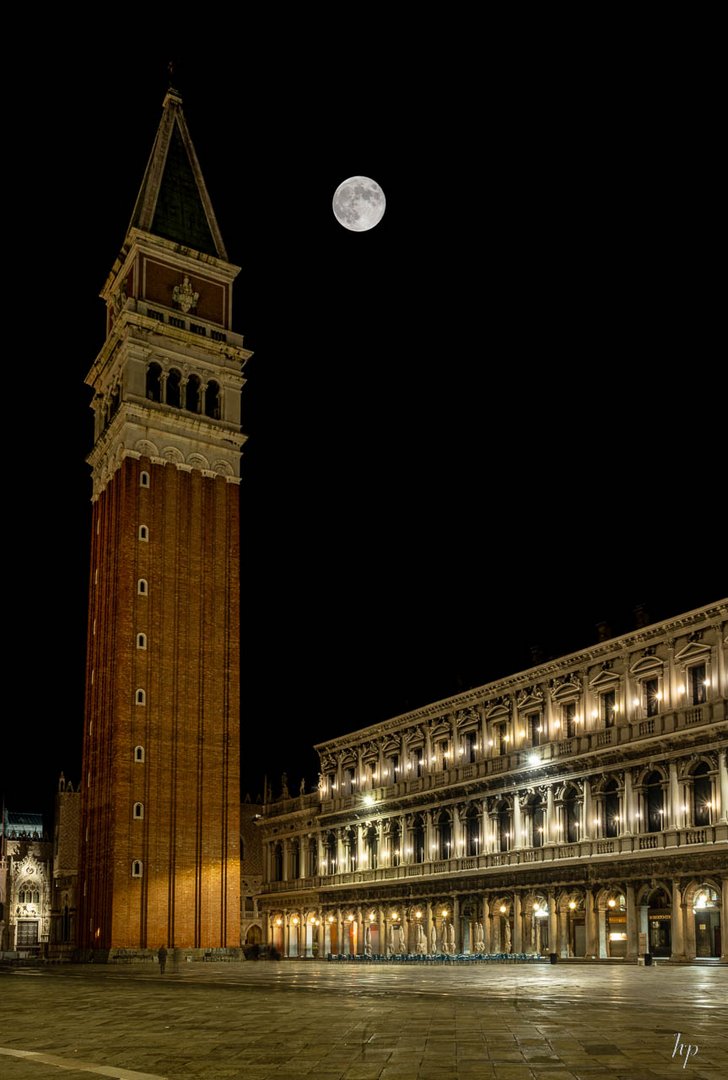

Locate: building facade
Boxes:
[0,811,51,955]
[258,601,728,962]
[78,88,250,956]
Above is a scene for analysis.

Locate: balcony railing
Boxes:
[261,824,727,893]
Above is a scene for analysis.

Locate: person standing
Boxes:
[157,945,168,974]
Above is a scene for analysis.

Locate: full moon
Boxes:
[332,176,386,232]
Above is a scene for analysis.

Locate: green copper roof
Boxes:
[151,125,217,256]
[127,90,228,260]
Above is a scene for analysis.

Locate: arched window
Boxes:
[133,802,144,819]
[692,763,711,826]
[645,771,664,832]
[272,842,283,882]
[135,689,146,705]
[497,805,511,852]
[604,779,620,837]
[365,825,378,870]
[412,814,425,863]
[136,633,147,650]
[564,788,580,843]
[140,471,150,488]
[325,832,337,873]
[137,579,148,595]
[138,525,149,541]
[131,860,143,878]
[205,380,221,419]
[134,746,145,763]
[390,820,401,866]
[465,804,480,856]
[689,663,707,705]
[345,828,357,871]
[435,811,452,859]
[531,796,545,848]
[166,368,182,408]
[290,839,300,878]
[186,374,201,414]
[145,363,162,402]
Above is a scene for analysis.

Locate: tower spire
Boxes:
[127,88,227,259]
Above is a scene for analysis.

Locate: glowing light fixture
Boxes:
[499,904,507,914]
[528,753,540,767]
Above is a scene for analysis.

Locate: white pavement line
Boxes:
[0,1046,167,1079]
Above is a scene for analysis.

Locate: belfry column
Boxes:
[721,878,728,962]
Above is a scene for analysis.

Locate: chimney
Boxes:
[633,603,650,629]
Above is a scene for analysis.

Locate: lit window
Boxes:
[135,689,146,706]
[134,746,145,763]
[136,633,147,650]
[137,579,148,596]
[140,471,150,488]
[131,860,143,878]
[138,525,149,542]
[133,802,144,820]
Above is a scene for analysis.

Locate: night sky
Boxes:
[5,39,723,825]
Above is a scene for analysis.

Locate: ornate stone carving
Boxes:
[172,275,199,313]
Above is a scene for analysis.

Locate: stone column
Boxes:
[598,907,608,958]
[513,795,522,850]
[425,901,433,954]
[377,907,385,958]
[452,896,460,953]
[282,839,290,881]
[721,877,728,962]
[671,881,685,961]
[545,786,555,844]
[669,762,680,829]
[718,750,728,823]
[585,891,597,958]
[548,890,558,957]
[626,884,638,960]
[283,911,290,957]
[425,810,434,861]
[483,898,492,954]
[512,894,522,953]
[336,828,345,873]
[355,907,363,956]
[638,904,649,955]
[623,770,634,834]
[558,907,569,957]
[356,824,365,870]
[336,909,343,957]
[582,778,592,840]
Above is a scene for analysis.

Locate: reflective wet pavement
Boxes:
[1,961,726,1079]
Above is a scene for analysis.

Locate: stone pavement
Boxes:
[0,960,726,1080]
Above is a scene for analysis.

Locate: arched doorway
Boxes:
[245,925,262,945]
[647,886,672,956]
[689,884,721,958]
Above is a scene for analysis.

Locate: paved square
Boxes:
[0,961,725,1079]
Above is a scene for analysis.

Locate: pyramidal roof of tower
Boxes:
[127,87,228,260]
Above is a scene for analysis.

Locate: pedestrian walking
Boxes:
[157,945,168,974]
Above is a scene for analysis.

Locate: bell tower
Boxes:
[78,88,250,955]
